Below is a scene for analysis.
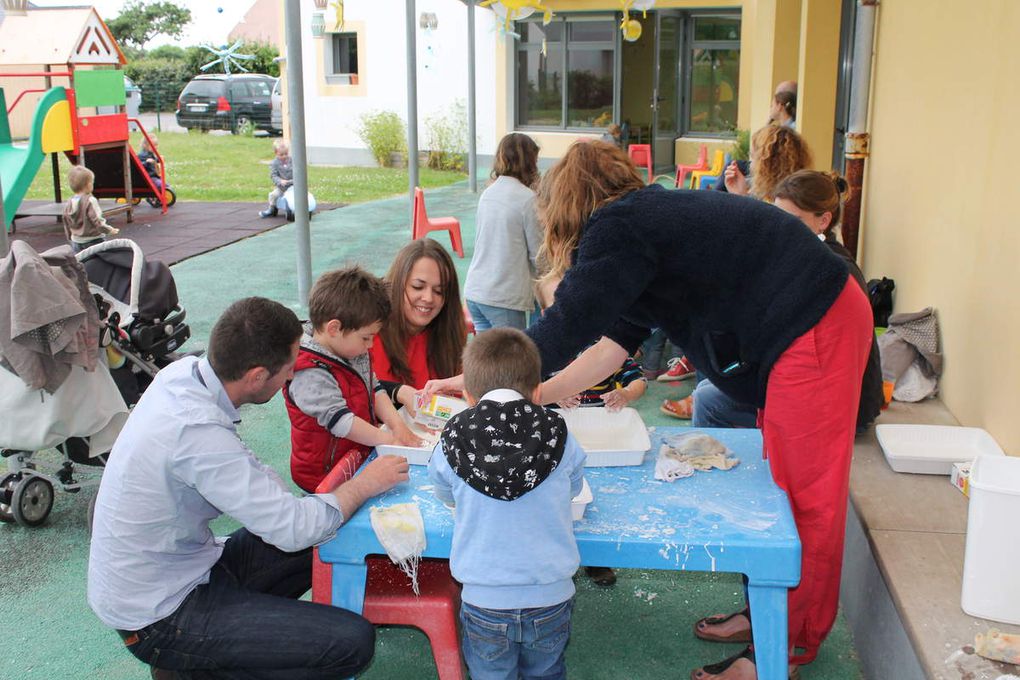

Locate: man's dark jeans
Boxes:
[118,528,375,679]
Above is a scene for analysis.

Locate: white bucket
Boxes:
[961,454,1020,624]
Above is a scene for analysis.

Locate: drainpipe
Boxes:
[407,0,419,213]
[842,0,878,261]
[467,0,478,193]
[284,0,312,306]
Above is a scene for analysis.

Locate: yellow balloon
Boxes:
[622,19,642,42]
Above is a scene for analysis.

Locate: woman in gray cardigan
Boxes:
[464,133,543,331]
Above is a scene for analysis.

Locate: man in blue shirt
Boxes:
[88,297,409,679]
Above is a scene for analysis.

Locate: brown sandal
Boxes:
[690,647,800,680]
[660,396,694,419]
[693,607,752,643]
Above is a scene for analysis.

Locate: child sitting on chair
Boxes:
[62,166,119,253]
[284,267,422,493]
[428,328,586,680]
[260,139,294,220]
[138,136,162,187]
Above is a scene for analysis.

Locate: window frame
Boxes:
[513,13,619,132]
[680,11,741,139]
[326,31,360,84]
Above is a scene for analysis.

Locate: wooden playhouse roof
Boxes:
[0,7,126,66]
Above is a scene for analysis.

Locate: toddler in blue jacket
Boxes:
[428,328,586,680]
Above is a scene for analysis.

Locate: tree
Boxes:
[107,1,192,51]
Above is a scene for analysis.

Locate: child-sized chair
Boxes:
[689,149,725,190]
[413,187,464,258]
[627,143,653,184]
[312,458,466,680]
[699,154,731,191]
[675,144,708,188]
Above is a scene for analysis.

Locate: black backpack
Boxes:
[867,277,895,327]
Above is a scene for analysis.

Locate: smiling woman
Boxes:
[370,239,467,409]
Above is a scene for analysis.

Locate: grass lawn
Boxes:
[23,132,466,204]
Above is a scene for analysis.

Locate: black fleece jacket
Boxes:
[526,184,849,407]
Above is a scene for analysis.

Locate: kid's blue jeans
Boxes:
[460,598,573,680]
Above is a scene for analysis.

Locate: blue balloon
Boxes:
[217,7,223,13]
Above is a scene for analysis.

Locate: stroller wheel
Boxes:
[12,475,54,527]
[0,473,19,523]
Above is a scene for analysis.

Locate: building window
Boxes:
[516,16,615,130]
[329,32,359,81]
[685,14,740,135]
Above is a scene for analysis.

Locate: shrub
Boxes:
[424,100,468,171]
[731,128,751,162]
[123,58,193,111]
[357,111,408,167]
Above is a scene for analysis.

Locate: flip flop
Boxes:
[693,607,752,643]
[690,646,800,680]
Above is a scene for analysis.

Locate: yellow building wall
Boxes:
[862,0,1020,454]
[796,0,840,169]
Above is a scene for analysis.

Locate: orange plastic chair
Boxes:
[413,187,464,258]
[675,144,709,188]
[689,150,725,190]
[627,143,653,184]
[312,458,466,680]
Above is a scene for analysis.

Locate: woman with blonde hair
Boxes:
[371,239,467,409]
[427,140,873,680]
[464,133,542,331]
[723,125,812,202]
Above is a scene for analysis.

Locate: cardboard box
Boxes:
[951,461,971,497]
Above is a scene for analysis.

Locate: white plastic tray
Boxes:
[876,424,1005,474]
[376,409,440,465]
[553,407,651,467]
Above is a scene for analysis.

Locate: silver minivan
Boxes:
[270,78,283,136]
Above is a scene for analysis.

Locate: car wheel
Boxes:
[232,115,253,135]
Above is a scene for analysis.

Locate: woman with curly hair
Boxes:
[464,133,543,331]
[371,239,467,409]
[723,124,812,202]
[426,140,872,680]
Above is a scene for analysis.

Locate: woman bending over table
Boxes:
[426,140,872,680]
[371,239,466,410]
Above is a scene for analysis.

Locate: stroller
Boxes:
[0,239,191,527]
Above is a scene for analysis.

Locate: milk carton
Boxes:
[413,393,468,431]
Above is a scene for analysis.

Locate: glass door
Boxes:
[652,12,682,172]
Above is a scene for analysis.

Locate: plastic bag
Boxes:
[370,502,426,595]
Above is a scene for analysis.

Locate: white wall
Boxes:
[300,0,497,166]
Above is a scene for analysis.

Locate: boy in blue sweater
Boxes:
[428,328,586,680]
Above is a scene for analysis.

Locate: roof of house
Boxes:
[0,7,125,66]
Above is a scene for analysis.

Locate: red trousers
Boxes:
[761,277,872,665]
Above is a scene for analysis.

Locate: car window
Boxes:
[228,81,249,99]
[272,79,281,95]
[182,80,223,98]
[248,80,272,97]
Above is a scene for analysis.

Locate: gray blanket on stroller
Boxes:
[0,242,101,393]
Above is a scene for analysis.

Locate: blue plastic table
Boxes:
[317,427,801,680]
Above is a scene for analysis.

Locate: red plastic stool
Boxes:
[362,557,465,680]
[627,143,653,184]
[413,187,464,257]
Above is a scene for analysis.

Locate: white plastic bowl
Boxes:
[377,409,440,465]
[572,478,593,521]
[553,407,651,467]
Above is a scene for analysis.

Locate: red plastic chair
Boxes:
[412,187,464,258]
[312,458,466,680]
[627,143,653,184]
[675,144,708,188]
[463,305,475,336]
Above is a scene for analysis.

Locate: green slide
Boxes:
[1,86,71,232]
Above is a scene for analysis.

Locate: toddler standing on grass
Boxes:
[62,166,119,252]
[428,328,586,680]
[260,139,294,220]
[284,267,422,493]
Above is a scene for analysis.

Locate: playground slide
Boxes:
[1,86,75,232]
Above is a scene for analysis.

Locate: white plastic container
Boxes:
[876,424,1005,474]
[572,478,593,521]
[553,407,651,467]
[961,454,1020,624]
[377,409,440,465]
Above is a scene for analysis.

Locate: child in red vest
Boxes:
[284,267,422,492]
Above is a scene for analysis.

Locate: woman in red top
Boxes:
[371,239,467,409]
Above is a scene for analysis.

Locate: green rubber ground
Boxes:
[0,181,861,679]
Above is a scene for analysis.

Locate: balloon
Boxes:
[632,0,656,11]
[217,7,223,13]
[622,19,642,42]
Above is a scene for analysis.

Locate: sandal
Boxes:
[691,647,800,680]
[693,607,752,643]
[660,396,694,419]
